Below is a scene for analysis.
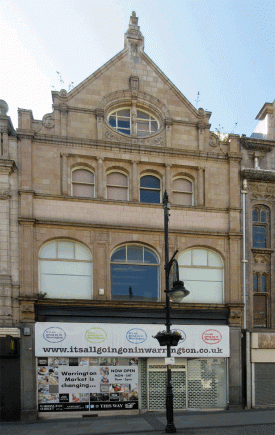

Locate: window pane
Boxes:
[261,275,266,292]
[109,116,116,127]
[72,170,94,183]
[41,261,91,276]
[253,294,267,327]
[261,210,267,223]
[182,267,222,282]
[41,274,91,299]
[178,278,223,303]
[252,209,259,222]
[40,242,57,259]
[178,250,191,266]
[111,264,158,301]
[173,192,192,206]
[118,119,130,129]
[192,249,208,266]
[57,242,74,259]
[151,121,158,132]
[140,189,160,203]
[107,186,127,201]
[75,244,92,261]
[208,251,223,267]
[140,175,160,189]
[173,178,192,192]
[253,226,267,248]
[107,172,127,186]
[137,121,149,131]
[137,110,149,119]
[111,247,126,262]
[117,109,130,117]
[253,274,258,292]
[73,184,94,198]
[144,248,158,264]
[127,245,143,263]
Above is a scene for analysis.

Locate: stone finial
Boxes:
[124,11,144,52]
[0,100,9,115]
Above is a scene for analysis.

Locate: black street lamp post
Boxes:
[163,190,189,433]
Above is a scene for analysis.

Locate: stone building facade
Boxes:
[0,100,20,420]
[11,13,245,419]
[241,100,275,408]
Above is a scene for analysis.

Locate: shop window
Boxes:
[178,248,224,303]
[140,175,161,204]
[172,177,193,206]
[72,168,94,198]
[108,108,159,137]
[39,240,92,299]
[252,205,269,248]
[107,172,128,201]
[111,244,159,301]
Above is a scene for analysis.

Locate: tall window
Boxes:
[253,272,269,328]
[39,240,92,299]
[72,169,94,198]
[108,108,159,136]
[178,248,224,303]
[111,244,159,301]
[172,177,193,206]
[252,206,269,248]
[107,172,128,201]
[140,175,161,203]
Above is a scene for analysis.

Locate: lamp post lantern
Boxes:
[163,190,189,433]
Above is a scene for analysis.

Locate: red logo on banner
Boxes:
[202,329,222,345]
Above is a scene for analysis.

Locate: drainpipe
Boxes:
[242,179,248,329]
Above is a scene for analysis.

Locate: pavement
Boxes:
[0,408,275,435]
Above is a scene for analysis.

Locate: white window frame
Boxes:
[106,170,129,201]
[108,107,160,137]
[71,167,95,198]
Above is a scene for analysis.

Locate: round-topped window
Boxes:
[108,108,159,137]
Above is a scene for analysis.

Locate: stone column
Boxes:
[165,164,171,197]
[131,160,139,201]
[97,158,105,199]
[197,167,204,206]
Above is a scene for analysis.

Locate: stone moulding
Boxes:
[241,169,275,182]
[240,137,274,152]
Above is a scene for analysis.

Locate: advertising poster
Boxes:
[37,356,138,412]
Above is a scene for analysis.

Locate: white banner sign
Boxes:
[35,323,230,358]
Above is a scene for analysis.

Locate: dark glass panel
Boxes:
[253,226,267,248]
[111,264,158,301]
[118,119,130,129]
[253,274,258,292]
[261,210,267,223]
[127,245,143,263]
[140,175,160,189]
[137,110,149,119]
[111,247,126,262]
[109,116,116,127]
[253,294,267,328]
[151,121,158,131]
[261,275,266,292]
[252,209,259,222]
[117,109,130,117]
[144,248,158,264]
[140,189,160,204]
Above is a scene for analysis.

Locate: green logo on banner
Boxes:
[85,327,107,343]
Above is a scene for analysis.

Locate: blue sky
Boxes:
[0,0,274,135]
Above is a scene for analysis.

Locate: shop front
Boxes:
[35,322,229,415]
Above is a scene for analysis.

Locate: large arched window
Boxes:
[108,108,159,137]
[72,168,94,198]
[178,248,224,303]
[39,240,92,299]
[172,177,193,206]
[140,175,161,203]
[107,171,128,201]
[111,244,159,301]
[252,205,270,248]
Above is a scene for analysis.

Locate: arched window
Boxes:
[107,172,128,201]
[140,175,161,203]
[178,248,224,303]
[39,240,92,299]
[110,244,159,301]
[72,169,94,198]
[252,205,269,248]
[172,177,193,206]
[108,108,159,137]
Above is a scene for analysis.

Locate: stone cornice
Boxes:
[0,159,17,174]
[241,136,274,152]
[241,169,275,182]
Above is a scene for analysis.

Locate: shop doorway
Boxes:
[0,356,21,421]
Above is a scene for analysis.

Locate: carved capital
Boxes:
[95,108,104,119]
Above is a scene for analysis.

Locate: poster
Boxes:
[37,356,139,412]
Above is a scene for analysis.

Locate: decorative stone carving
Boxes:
[42,113,55,129]
[241,137,273,152]
[21,304,34,313]
[95,109,104,119]
[129,76,139,94]
[209,133,219,147]
[241,169,275,183]
[229,308,242,326]
[59,103,68,114]
[253,253,270,264]
[59,89,68,99]
[96,232,109,242]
